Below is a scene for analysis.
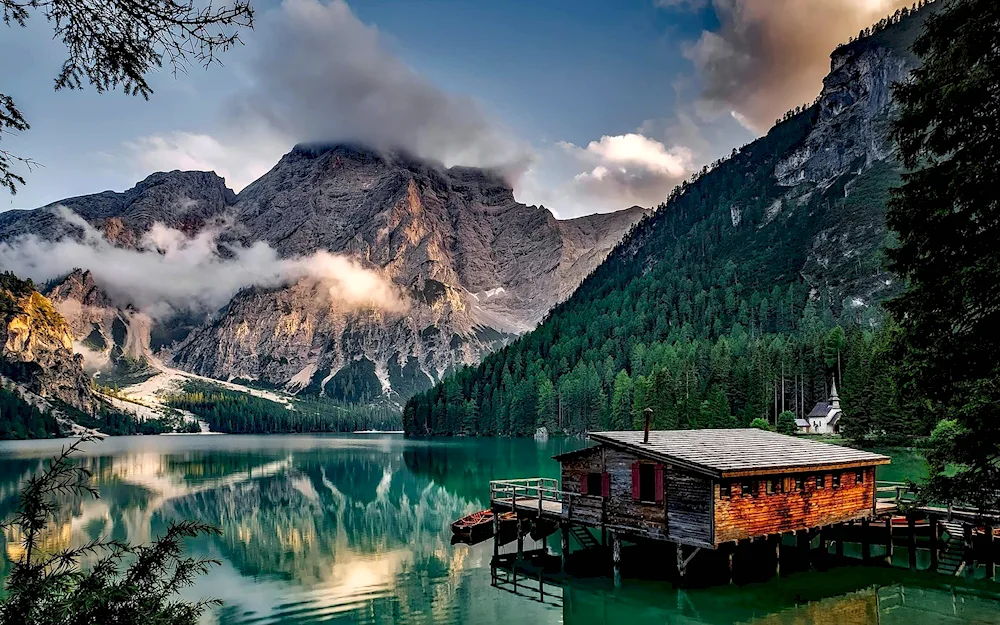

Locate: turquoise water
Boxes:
[0,435,997,624]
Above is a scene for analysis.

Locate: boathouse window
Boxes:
[795,476,804,491]
[741,480,753,497]
[631,463,664,502]
[765,479,774,495]
[832,473,841,488]
[816,474,826,489]
[581,472,610,497]
[855,470,864,484]
[719,482,731,498]
[639,463,655,501]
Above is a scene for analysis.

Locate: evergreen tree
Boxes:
[887,0,1000,509]
[777,410,798,435]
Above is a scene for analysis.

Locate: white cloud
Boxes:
[553,133,695,210]
[123,0,532,188]
[0,207,407,318]
[124,131,290,193]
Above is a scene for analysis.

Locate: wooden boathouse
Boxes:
[490,428,891,581]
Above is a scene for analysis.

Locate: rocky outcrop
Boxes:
[0,273,93,412]
[770,6,939,318]
[44,269,152,372]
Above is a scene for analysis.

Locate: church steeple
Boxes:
[829,378,840,410]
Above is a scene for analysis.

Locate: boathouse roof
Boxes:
[585,429,890,478]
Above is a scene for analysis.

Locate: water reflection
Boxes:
[0,436,995,625]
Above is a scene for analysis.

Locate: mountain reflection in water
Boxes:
[0,435,996,625]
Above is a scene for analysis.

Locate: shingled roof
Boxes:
[587,429,889,478]
[808,402,834,418]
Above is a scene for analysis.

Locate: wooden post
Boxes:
[836,525,844,559]
[676,543,685,582]
[517,514,524,560]
[727,543,735,585]
[494,512,500,559]
[908,515,917,570]
[986,522,995,581]
[964,524,973,574]
[797,530,810,569]
[930,517,940,572]
[885,518,894,566]
[611,532,622,587]
[774,535,781,578]
[862,519,871,564]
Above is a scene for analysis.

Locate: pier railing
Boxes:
[876,480,915,507]
[490,478,566,514]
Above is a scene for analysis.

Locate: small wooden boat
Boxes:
[452,509,495,541]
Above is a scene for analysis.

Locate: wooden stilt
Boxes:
[516,514,524,560]
[727,544,735,584]
[797,530,810,568]
[494,513,500,559]
[862,519,871,564]
[885,518,894,566]
[930,517,940,572]
[611,532,622,587]
[836,527,844,559]
[676,543,684,581]
[908,515,917,570]
[964,524,973,575]
[774,535,781,578]
[986,522,995,581]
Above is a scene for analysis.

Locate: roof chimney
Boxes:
[643,407,653,444]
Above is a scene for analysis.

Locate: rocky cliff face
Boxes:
[1,146,646,402]
[0,273,93,412]
[771,7,937,318]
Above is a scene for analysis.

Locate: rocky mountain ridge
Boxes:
[0,146,647,402]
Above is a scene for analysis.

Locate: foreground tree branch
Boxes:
[0,0,253,195]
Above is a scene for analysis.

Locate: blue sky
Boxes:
[0,0,908,217]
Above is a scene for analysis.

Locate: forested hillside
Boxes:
[404,3,940,442]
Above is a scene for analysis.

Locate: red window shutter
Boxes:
[631,463,640,500]
[654,464,664,503]
[601,472,610,498]
[580,474,588,495]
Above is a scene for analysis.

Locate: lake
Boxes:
[1,434,998,624]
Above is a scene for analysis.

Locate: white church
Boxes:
[796,379,843,435]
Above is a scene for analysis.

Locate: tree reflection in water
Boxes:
[0,436,996,625]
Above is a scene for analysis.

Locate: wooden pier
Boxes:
[478,429,1000,586]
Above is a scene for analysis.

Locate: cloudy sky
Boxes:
[0,0,909,218]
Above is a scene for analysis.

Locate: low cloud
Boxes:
[556,133,695,209]
[0,207,407,318]
[684,0,912,133]
[123,0,532,192]
[124,131,290,193]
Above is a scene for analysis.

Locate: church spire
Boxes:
[830,377,840,410]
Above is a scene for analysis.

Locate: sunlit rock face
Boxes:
[1,145,646,403]
[0,276,93,412]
